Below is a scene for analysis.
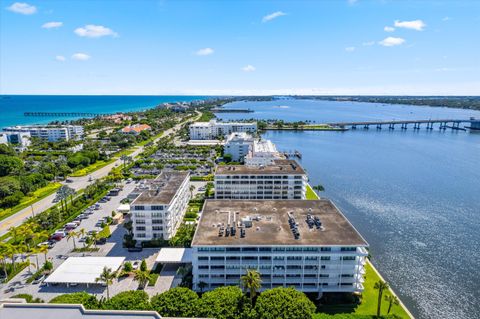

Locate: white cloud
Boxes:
[394,19,426,31]
[442,16,451,21]
[362,41,375,46]
[384,26,395,32]
[348,0,358,5]
[74,25,118,38]
[242,65,256,72]
[42,21,63,29]
[55,55,66,62]
[7,2,36,15]
[345,46,356,52]
[379,37,405,47]
[71,53,90,61]
[262,11,286,23]
[195,48,214,56]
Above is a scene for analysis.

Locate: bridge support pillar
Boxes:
[376,124,382,130]
[364,125,369,129]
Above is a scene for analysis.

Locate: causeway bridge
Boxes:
[24,112,100,117]
[328,118,479,131]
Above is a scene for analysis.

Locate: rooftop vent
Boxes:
[287,212,300,240]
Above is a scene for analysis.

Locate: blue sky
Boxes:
[1,0,479,95]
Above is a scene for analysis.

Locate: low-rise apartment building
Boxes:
[223,132,254,162]
[244,139,284,166]
[189,119,257,140]
[191,200,369,295]
[130,171,190,241]
[0,131,31,150]
[214,160,307,200]
[2,125,84,142]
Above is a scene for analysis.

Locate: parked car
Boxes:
[94,204,101,210]
[37,241,54,249]
[132,261,140,270]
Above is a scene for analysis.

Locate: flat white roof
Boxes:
[45,257,125,284]
[117,204,130,212]
[156,248,192,264]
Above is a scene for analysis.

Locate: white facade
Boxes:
[223,132,254,162]
[0,132,31,150]
[131,172,191,241]
[192,245,368,293]
[191,200,369,294]
[189,119,257,140]
[245,139,283,166]
[215,160,307,200]
[2,125,84,142]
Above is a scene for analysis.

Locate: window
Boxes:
[342,256,356,261]
[152,205,164,211]
[136,226,146,231]
[321,256,331,261]
[133,205,145,211]
[136,220,146,225]
[152,226,163,231]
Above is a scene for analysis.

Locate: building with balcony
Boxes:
[244,138,284,166]
[2,125,83,142]
[214,160,307,200]
[191,200,369,295]
[189,119,257,140]
[0,131,31,150]
[223,132,254,162]
[130,171,190,241]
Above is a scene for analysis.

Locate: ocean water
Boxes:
[0,95,207,128]
[218,99,480,319]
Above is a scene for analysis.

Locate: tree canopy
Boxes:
[197,286,249,319]
[49,292,99,309]
[102,290,151,311]
[253,287,316,319]
[151,287,199,317]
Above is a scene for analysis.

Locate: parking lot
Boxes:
[0,180,170,301]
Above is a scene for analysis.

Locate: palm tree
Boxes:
[133,269,152,289]
[385,294,399,314]
[37,245,49,264]
[241,269,262,303]
[24,257,37,274]
[312,184,325,197]
[67,231,78,250]
[374,280,390,316]
[31,247,41,270]
[8,227,18,244]
[0,243,10,280]
[90,231,99,250]
[95,266,116,300]
[198,281,207,293]
[78,228,87,248]
[189,184,195,198]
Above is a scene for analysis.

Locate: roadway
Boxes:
[0,112,200,237]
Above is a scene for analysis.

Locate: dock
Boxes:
[24,112,100,117]
[211,108,254,113]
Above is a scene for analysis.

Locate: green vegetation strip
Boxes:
[70,159,116,177]
[306,184,319,200]
[0,182,62,222]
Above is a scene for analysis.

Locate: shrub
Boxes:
[254,287,316,319]
[151,287,199,317]
[123,261,133,272]
[50,292,99,309]
[197,286,249,319]
[102,290,151,310]
[12,294,44,303]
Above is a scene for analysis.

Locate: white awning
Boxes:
[45,257,125,284]
[155,248,192,264]
[117,204,130,213]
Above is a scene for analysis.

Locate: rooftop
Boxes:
[215,159,305,175]
[131,171,189,205]
[156,248,193,264]
[192,200,368,247]
[44,257,125,284]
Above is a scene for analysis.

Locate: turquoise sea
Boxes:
[0,95,207,128]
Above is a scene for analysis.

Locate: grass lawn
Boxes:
[315,261,411,318]
[113,148,136,158]
[306,184,320,200]
[0,182,62,221]
[70,159,116,177]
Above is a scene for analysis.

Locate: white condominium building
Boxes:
[245,139,284,166]
[191,200,369,294]
[189,119,257,140]
[130,171,191,241]
[214,159,307,200]
[2,125,84,142]
[223,132,254,162]
[0,131,31,150]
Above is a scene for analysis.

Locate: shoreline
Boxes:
[367,260,415,319]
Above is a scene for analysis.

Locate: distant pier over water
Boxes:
[24,111,100,117]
